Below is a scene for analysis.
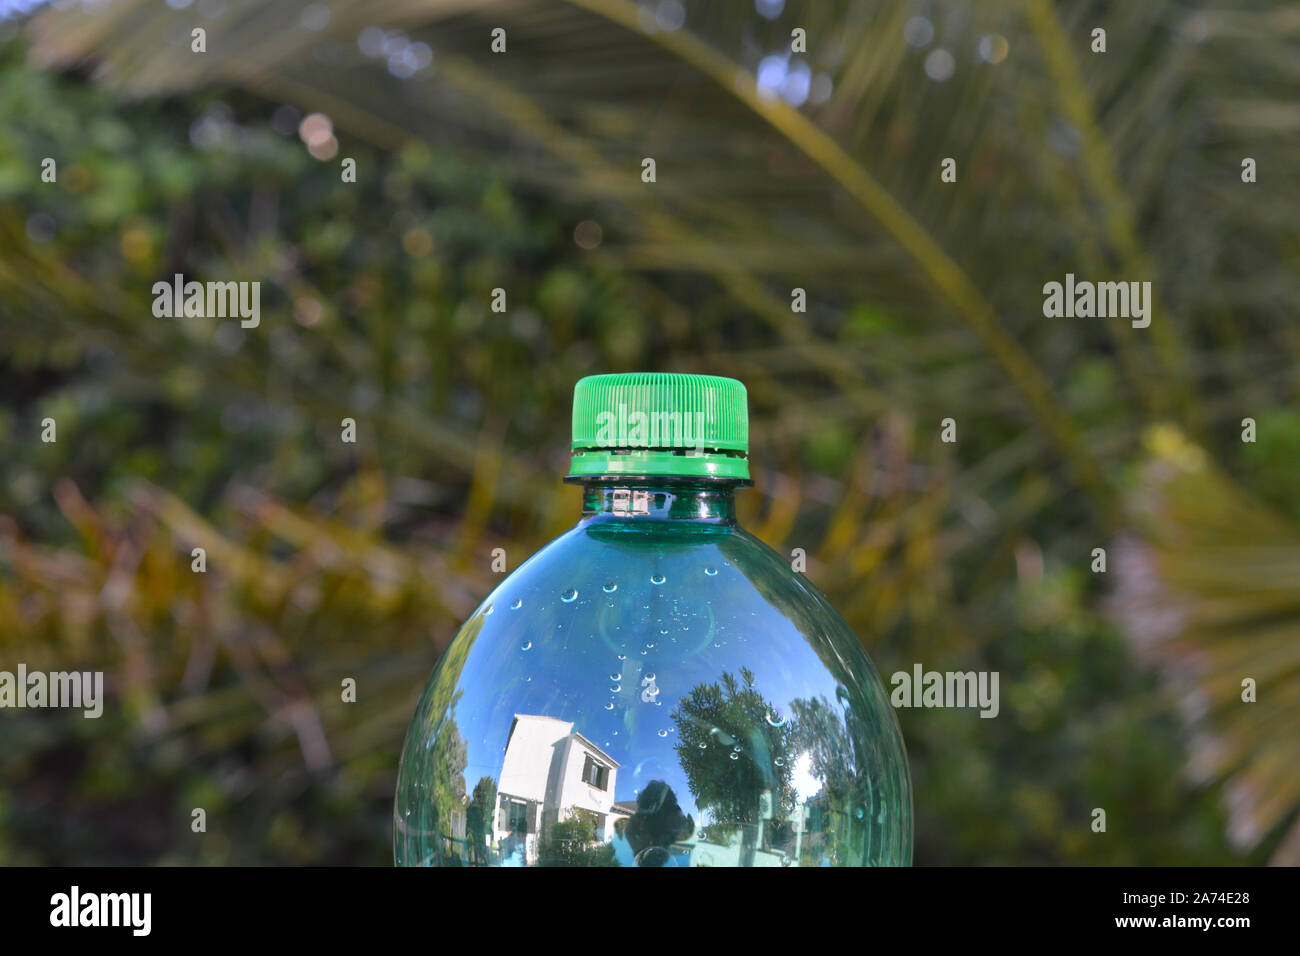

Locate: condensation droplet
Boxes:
[729,752,740,761]
[650,573,666,585]
[520,641,532,651]
[484,603,494,615]
[765,708,786,728]
[658,730,668,738]
[510,599,523,610]
[603,582,618,593]
[610,672,622,681]
[561,588,578,603]
[704,566,718,576]
[610,683,621,693]
[605,702,614,710]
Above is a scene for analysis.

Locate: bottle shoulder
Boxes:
[501,519,791,580]
[476,519,858,649]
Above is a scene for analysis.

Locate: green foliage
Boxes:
[429,698,469,837]
[537,817,617,867]
[2,0,1297,865]
[464,775,497,865]
[673,669,796,825]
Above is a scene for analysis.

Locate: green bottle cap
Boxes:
[568,373,750,480]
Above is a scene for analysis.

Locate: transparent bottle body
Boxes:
[394,482,912,866]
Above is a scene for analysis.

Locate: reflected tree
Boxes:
[788,695,858,807]
[789,695,863,865]
[671,668,795,843]
[429,693,468,851]
[464,776,497,865]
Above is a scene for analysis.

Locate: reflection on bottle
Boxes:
[413,679,886,868]
[621,779,694,867]
[495,714,620,866]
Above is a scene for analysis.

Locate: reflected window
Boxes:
[581,753,610,791]
[507,800,528,833]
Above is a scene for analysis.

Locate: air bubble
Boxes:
[765,708,786,728]
[658,730,668,738]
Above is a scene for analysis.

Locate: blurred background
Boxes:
[0,0,1297,865]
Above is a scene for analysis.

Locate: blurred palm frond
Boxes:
[3,0,1298,862]
[1111,426,1300,865]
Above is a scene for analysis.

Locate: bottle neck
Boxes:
[578,480,739,524]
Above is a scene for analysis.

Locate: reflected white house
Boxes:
[494,714,626,864]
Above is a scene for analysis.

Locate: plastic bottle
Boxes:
[395,373,911,866]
